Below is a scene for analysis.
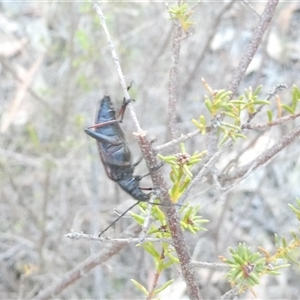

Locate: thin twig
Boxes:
[92,1,142,132]
[178,139,232,205]
[190,261,230,270]
[65,230,171,244]
[182,1,235,94]
[0,57,59,118]
[240,0,261,17]
[35,224,142,300]
[227,0,279,95]
[242,110,300,131]
[219,287,239,300]
[155,129,200,152]
[1,54,45,132]
[147,249,164,300]
[221,124,300,182]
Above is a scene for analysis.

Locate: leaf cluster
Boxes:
[158,143,206,203]
[168,3,195,32]
[193,81,272,145]
[220,200,300,294]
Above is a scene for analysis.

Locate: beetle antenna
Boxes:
[98,201,139,237]
[98,198,182,237]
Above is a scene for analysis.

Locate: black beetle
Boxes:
[85,96,150,201]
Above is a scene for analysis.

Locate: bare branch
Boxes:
[0,57,59,118]
[219,287,239,300]
[168,6,182,142]
[227,0,279,95]
[35,225,142,300]
[190,261,230,270]
[240,0,261,17]
[65,230,171,244]
[92,1,127,96]
[221,124,300,182]
[242,111,300,130]
[155,129,200,152]
[92,1,142,133]
[183,1,235,94]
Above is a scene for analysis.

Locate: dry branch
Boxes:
[227,0,279,95]
[168,13,182,142]
[242,111,300,130]
[65,230,172,244]
[221,124,300,182]
[35,225,142,300]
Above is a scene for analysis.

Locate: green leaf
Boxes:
[131,279,149,295]
[130,212,145,225]
[281,104,295,114]
[182,164,193,178]
[267,110,273,123]
[253,99,270,105]
[282,236,287,247]
[292,85,300,110]
[143,243,160,259]
[232,254,245,265]
[235,133,247,139]
[205,99,213,114]
[153,279,174,295]
[221,122,241,131]
[248,273,260,285]
[166,252,180,264]
[253,85,263,95]
[217,90,232,100]
[230,100,248,105]
[288,203,300,221]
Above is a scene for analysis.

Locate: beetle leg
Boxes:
[114,81,134,122]
[132,155,143,168]
[117,97,135,123]
[134,161,164,181]
[84,128,122,145]
[87,119,118,129]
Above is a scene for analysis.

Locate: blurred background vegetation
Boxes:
[1,1,300,299]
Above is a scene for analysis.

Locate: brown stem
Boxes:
[146,249,164,300]
[168,18,182,142]
[227,0,279,95]
[242,111,300,130]
[182,1,235,94]
[136,133,202,300]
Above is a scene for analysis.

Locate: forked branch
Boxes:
[220,124,300,182]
